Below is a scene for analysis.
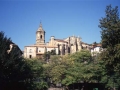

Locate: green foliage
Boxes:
[99,5,120,48]
[61,50,94,85]
[0,32,12,76]
[43,50,96,87]
[43,50,56,62]
[0,31,33,90]
[0,31,48,90]
[25,59,48,90]
[99,5,120,89]
[43,51,50,61]
[70,50,91,63]
[43,55,70,84]
[99,4,120,72]
[62,60,104,86]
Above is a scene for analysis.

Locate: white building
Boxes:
[91,44,103,56]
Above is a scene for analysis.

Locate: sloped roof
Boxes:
[55,39,68,43]
[24,44,58,48]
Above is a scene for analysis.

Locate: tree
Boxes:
[44,50,93,88]
[0,31,48,90]
[62,50,105,90]
[99,5,120,89]
[43,55,67,84]
[0,31,12,81]
[26,59,48,90]
[99,5,120,48]
[70,50,92,63]
[43,50,56,62]
[62,53,99,85]
[0,31,33,90]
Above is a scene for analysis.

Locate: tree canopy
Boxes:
[99,5,120,89]
[99,5,120,73]
[0,31,47,90]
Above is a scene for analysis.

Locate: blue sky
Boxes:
[0,0,120,50]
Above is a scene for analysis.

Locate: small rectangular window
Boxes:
[29,49,32,53]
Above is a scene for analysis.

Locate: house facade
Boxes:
[91,44,103,56]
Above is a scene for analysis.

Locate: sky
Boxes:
[0,0,120,50]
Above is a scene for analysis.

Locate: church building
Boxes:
[24,23,90,58]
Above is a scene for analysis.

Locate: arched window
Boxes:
[40,35,42,39]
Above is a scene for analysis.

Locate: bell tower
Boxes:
[36,22,45,45]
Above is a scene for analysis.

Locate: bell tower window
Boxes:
[40,35,42,39]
